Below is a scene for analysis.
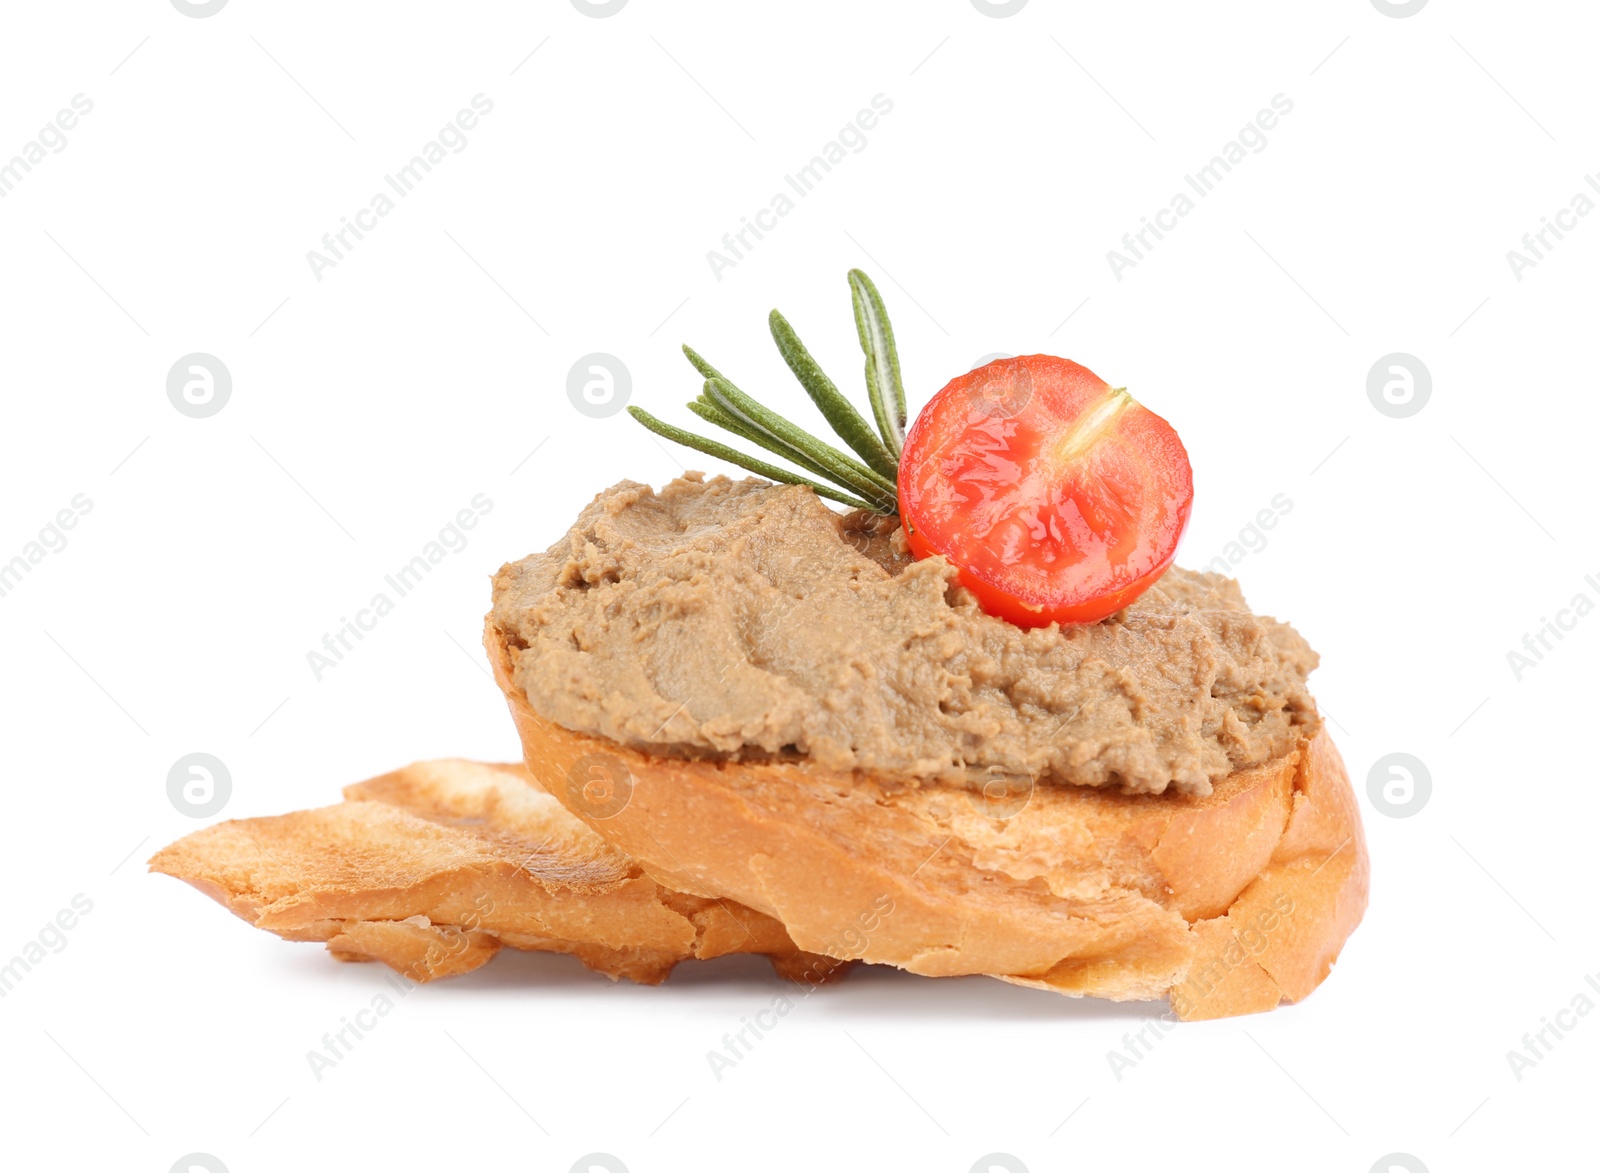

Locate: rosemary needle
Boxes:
[628,407,873,511]
[848,268,906,457]
[632,270,907,514]
[769,309,898,480]
[704,376,896,509]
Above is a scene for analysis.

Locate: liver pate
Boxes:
[489,474,1319,796]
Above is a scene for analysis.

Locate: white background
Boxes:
[1,1,1595,1170]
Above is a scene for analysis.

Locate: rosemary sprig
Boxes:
[682,347,858,483]
[681,344,892,499]
[704,376,897,509]
[687,395,843,486]
[630,269,908,514]
[848,268,906,457]
[768,310,898,480]
[628,408,874,511]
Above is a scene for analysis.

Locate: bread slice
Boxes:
[487,618,1368,1018]
[149,758,837,985]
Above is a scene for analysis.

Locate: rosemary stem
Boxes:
[627,408,874,511]
[688,397,843,485]
[639,275,908,516]
[684,342,889,480]
[683,344,893,496]
[704,377,896,509]
[768,309,899,480]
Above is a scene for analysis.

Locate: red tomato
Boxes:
[897,355,1193,627]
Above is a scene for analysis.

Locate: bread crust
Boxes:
[150,758,832,985]
[488,617,1368,1018]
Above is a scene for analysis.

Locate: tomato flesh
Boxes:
[897,355,1193,627]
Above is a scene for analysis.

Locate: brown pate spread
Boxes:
[490,474,1319,796]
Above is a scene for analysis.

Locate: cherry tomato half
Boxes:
[898,355,1193,627]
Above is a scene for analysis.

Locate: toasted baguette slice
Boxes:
[488,619,1368,1018]
[150,758,837,985]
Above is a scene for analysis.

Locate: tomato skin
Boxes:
[897,355,1193,628]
